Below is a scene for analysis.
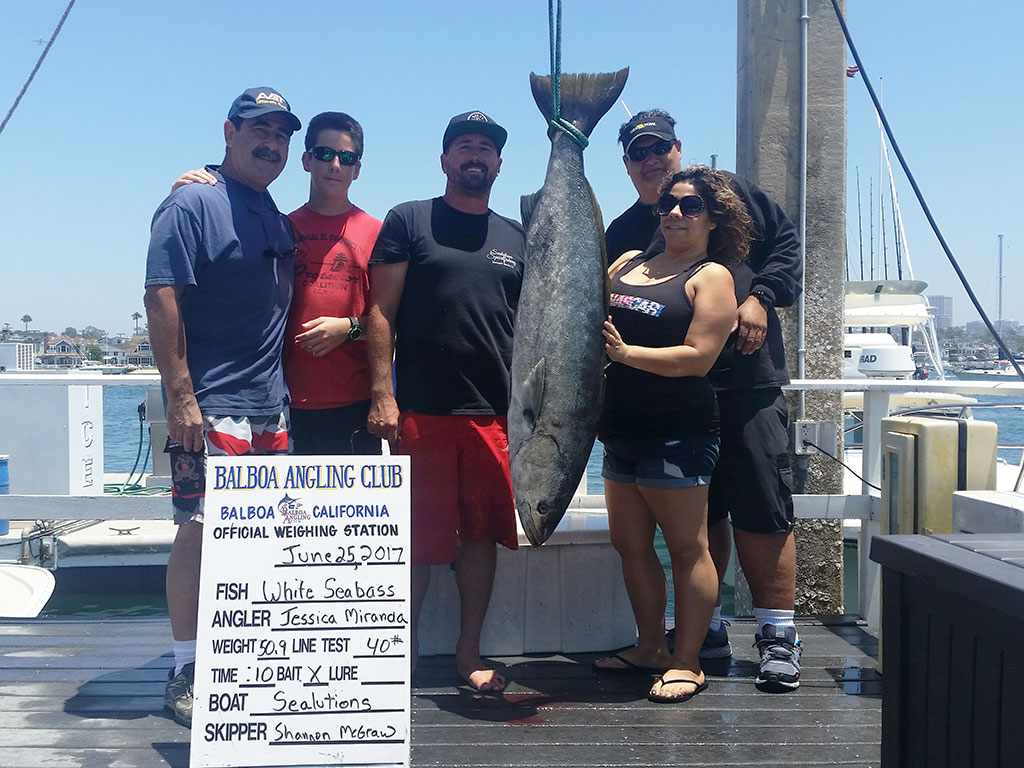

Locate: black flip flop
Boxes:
[456,670,507,693]
[592,652,664,675]
[647,675,708,703]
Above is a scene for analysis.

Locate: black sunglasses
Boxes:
[655,193,706,219]
[626,138,674,163]
[256,210,296,259]
[307,146,359,166]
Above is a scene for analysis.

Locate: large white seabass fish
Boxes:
[509,66,628,546]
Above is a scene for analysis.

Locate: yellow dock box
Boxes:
[880,416,998,535]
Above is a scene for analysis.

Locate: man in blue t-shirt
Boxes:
[144,87,301,727]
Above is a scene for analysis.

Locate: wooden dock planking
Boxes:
[0,617,880,767]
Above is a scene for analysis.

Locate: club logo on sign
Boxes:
[278,494,309,523]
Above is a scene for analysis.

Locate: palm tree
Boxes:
[20,314,31,331]
[132,312,142,334]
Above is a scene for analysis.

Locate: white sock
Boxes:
[173,639,196,674]
[754,608,796,639]
[709,605,723,632]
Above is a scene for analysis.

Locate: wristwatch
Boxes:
[750,289,774,310]
[347,317,362,341]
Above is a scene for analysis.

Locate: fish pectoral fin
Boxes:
[520,189,542,231]
[521,358,547,429]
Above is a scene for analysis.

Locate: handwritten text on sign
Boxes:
[190,455,411,768]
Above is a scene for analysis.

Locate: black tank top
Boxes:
[599,252,719,440]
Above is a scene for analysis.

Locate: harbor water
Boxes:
[104,386,1024,477]
[103,385,155,476]
[0,454,8,536]
[53,384,1024,619]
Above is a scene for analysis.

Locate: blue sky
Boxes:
[1,0,1020,336]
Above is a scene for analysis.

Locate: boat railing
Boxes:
[788,378,1024,626]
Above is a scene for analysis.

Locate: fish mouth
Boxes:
[518,499,555,547]
[512,433,568,547]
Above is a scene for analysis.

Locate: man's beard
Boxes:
[451,162,496,197]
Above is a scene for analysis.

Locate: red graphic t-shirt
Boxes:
[284,204,382,408]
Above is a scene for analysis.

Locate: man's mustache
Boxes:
[252,147,282,163]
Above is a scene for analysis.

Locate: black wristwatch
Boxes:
[750,289,774,310]
[347,316,362,341]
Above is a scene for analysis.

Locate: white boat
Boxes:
[842,278,971,426]
[956,363,1024,382]
[843,279,944,380]
[0,564,55,617]
[79,360,129,375]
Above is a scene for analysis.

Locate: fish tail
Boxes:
[529,68,629,140]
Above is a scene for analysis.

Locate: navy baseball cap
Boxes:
[621,115,675,151]
[442,111,507,154]
[227,87,301,133]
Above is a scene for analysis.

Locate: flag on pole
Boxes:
[846,65,860,78]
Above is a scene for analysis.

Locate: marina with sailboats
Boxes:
[4,1,1024,767]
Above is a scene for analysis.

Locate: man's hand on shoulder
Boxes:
[171,168,218,193]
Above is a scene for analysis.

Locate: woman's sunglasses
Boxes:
[655,193,706,219]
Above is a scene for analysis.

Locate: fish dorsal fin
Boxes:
[521,189,543,231]
[521,357,546,429]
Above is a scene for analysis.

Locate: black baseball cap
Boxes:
[442,111,507,154]
[227,87,301,133]
[621,115,676,151]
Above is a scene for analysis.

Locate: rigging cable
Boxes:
[0,0,78,138]
[831,0,1024,381]
[880,188,888,279]
[546,0,588,148]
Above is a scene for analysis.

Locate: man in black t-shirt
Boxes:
[607,109,805,692]
[366,111,525,693]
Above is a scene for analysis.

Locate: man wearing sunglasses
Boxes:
[366,111,525,693]
[145,87,301,727]
[606,109,804,693]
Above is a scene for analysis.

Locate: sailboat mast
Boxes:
[856,167,865,280]
[998,233,1004,334]
[868,178,874,279]
[877,78,884,283]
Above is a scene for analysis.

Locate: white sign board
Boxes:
[190,454,411,768]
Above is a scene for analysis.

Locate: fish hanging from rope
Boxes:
[509,66,628,546]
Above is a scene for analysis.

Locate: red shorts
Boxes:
[170,411,290,526]
[398,413,518,565]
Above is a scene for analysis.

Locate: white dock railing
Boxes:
[2,373,1023,630]
[788,377,1024,626]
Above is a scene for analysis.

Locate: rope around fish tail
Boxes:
[547,0,589,148]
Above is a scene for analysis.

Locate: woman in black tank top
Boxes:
[592,167,751,704]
